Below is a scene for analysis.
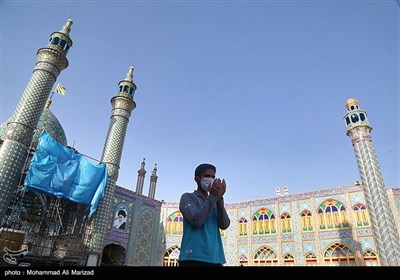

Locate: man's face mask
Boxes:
[200,177,214,192]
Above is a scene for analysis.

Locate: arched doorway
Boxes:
[101,244,125,266]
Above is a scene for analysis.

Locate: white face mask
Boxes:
[200,177,214,192]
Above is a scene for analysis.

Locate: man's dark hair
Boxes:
[194,163,216,177]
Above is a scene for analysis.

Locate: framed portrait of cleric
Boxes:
[112,206,128,230]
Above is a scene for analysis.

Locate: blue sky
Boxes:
[1,0,399,203]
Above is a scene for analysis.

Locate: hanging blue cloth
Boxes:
[24,131,107,218]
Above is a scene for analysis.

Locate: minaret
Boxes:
[135,158,146,195]
[86,67,137,264]
[148,163,158,199]
[0,20,73,217]
[343,97,400,266]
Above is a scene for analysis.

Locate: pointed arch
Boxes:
[166,211,183,235]
[283,253,295,266]
[252,208,276,235]
[353,203,370,227]
[133,209,155,265]
[162,245,180,266]
[239,254,248,266]
[253,246,278,266]
[101,244,125,266]
[301,210,313,232]
[238,217,248,236]
[362,249,379,266]
[304,251,318,266]
[317,199,349,230]
[323,242,355,266]
[280,212,292,233]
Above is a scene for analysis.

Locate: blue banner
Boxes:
[24,131,107,218]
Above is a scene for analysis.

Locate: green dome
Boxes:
[0,108,67,147]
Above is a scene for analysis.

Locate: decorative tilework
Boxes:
[251,243,278,255]
[319,230,353,239]
[282,242,293,253]
[115,186,161,207]
[133,209,154,265]
[291,200,303,264]
[112,108,132,119]
[238,208,247,217]
[359,237,376,251]
[237,237,248,244]
[225,208,238,264]
[298,199,311,212]
[238,245,248,255]
[251,235,277,243]
[396,197,400,211]
[319,238,354,252]
[356,228,373,236]
[281,235,294,241]
[349,191,366,207]
[302,233,315,240]
[352,137,400,265]
[35,61,60,77]
[315,194,347,209]
[251,204,275,215]
[392,188,400,195]
[303,242,316,254]
[226,185,363,209]
[162,184,400,266]
[36,48,68,72]
[279,202,291,215]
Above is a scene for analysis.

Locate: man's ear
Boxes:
[194,176,200,183]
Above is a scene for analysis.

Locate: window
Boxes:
[362,249,379,266]
[253,246,278,266]
[163,245,180,266]
[252,208,276,235]
[351,114,359,123]
[283,253,295,266]
[318,199,349,230]
[301,210,313,231]
[323,242,355,266]
[239,254,248,266]
[280,213,292,233]
[166,211,183,235]
[305,252,318,266]
[51,37,60,45]
[353,203,369,227]
[238,217,248,236]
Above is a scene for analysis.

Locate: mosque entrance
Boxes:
[101,244,125,266]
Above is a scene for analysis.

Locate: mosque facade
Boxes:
[161,183,400,266]
[0,19,399,267]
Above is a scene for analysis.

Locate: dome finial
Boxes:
[60,19,73,35]
[152,163,157,175]
[125,66,134,82]
[345,97,359,108]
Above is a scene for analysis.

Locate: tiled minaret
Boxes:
[148,163,158,199]
[135,158,146,195]
[344,97,400,266]
[0,20,73,217]
[87,67,137,263]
